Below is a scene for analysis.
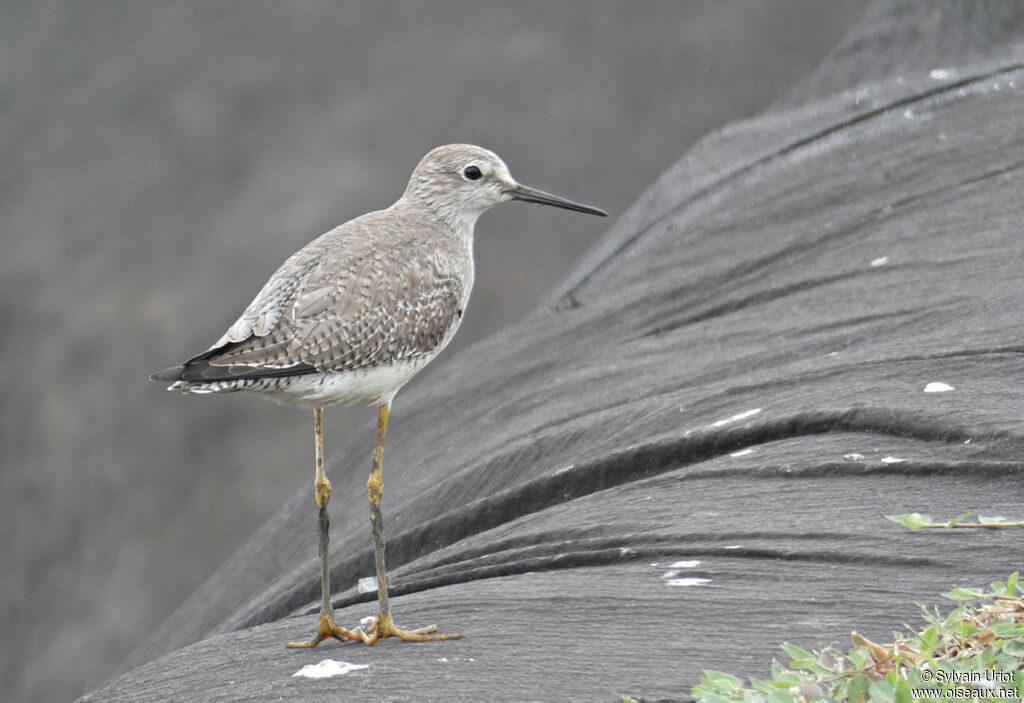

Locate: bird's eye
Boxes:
[462,165,483,181]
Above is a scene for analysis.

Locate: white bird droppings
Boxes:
[293,660,370,679]
[660,560,705,585]
[712,408,762,427]
[730,448,755,458]
[870,256,889,267]
[929,68,953,80]
[924,382,954,393]
[357,576,378,594]
[880,456,905,464]
[667,577,712,587]
[669,560,701,568]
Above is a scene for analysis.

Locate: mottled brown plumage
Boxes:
[158,209,470,405]
[151,144,606,647]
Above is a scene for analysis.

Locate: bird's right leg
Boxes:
[288,407,360,647]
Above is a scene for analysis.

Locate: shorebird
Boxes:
[152,144,606,647]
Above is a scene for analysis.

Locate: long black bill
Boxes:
[510,183,607,217]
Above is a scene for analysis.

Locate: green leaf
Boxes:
[943,603,967,625]
[1003,640,1024,657]
[945,586,984,601]
[847,673,871,703]
[1007,571,1019,596]
[867,679,894,703]
[953,620,974,637]
[749,677,779,694]
[697,692,733,703]
[921,630,937,658]
[987,620,1016,638]
[754,676,795,692]
[946,510,973,527]
[704,670,743,691]
[978,515,1007,524]
[848,648,871,668]
[917,603,942,627]
[886,513,931,530]
[893,676,913,703]
[765,690,796,703]
[782,643,813,663]
[919,625,938,646]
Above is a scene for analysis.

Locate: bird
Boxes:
[151,144,607,647]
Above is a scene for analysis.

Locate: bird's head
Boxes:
[402,144,606,228]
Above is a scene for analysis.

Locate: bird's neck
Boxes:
[392,194,478,248]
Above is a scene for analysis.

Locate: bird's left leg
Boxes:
[348,402,460,644]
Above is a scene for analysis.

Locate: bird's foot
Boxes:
[287,612,361,648]
[287,612,460,648]
[349,612,460,645]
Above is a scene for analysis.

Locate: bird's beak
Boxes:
[508,182,607,217]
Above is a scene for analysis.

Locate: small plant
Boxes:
[887,511,1024,530]
[687,574,1023,703]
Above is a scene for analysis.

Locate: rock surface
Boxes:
[80,1,1024,701]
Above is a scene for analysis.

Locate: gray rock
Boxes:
[79,1,1024,700]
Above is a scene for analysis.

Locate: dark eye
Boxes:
[463,165,483,181]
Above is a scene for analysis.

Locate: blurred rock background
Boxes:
[0,2,868,701]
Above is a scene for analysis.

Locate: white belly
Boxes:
[275,359,432,407]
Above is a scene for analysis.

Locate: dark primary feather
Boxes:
[149,365,188,383]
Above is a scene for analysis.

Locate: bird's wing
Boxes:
[175,220,466,383]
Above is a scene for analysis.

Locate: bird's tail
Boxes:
[149,366,185,383]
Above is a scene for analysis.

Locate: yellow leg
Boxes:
[349,402,459,644]
[288,403,458,648]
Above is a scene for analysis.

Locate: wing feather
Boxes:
[174,213,468,385]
